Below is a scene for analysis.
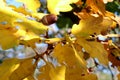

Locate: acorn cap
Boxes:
[41,14,57,25]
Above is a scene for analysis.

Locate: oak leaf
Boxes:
[9,58,36,80]
[0,24,19,49]
[72,13,113,38]
[53,43,88,80]
[16,0,41,13]
[0,58,27,80]
[0,4,47,49]
[0,24,42,49]
[47,0,79,14]
[38,62,66,80]
[76,38,109,65]
[0,6,47,34]
[9,5,31,16]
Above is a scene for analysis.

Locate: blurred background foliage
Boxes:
[106,0,120,15]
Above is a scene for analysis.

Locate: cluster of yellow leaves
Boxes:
[0,0,47,49]
[71,0,115,66]
[0,0,119,80]
[0,58,36,80]
[38,61,97,80]
[52,43,87,80]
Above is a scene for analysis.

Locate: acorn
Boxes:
[40,14,57,25]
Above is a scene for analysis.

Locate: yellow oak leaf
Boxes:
[14,19,47,35]
[38,63,51,80]
[9,5,31,16]
[65,35,87,69]
[49,64,66,80]
[16,0,41,13]
[65,65,87,80]
[72,13,113,38]
[53,43,88,80]
[0,58,23,80]
[53,43,86,66]
[76,38,109,65]
[0,6,47,34]
[0,5,47,49]
[38,62,66,80]
[0,24,19,49]
[19,36,41,48]
[0,24,41,49]
[9,58,36,80]
[71,44,87,69]
[0,7,20,26]
[47,0,79,15]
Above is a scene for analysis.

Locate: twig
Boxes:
[108,65,114,80]
[106,34,120,38]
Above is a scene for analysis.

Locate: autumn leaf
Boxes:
[0,24,42,49]
[9,5,31,16]
[20,37,41,48]
[0,58,22,80]
[53,43,88,80]
[49,64,66,80]
[76,38,109,65]
[0,3,47,49]
[0,1,47,33]
[72,12,113,38]
[38,63,51,80]
[9,58,36,80]
[65,35,87,69]
[53,43,86,66]
[38,62,66,80]
[16,0,41,13]
[0,57,37,80]
[0,6,47,34]
[14,19,47,35]
[47,0,79,14]
[0,24,19,49]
